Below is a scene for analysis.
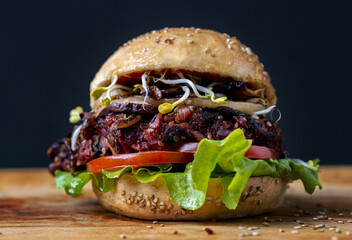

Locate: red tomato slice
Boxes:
[86,151,194,173]
[244,145,278,159]
[87,144,278,173]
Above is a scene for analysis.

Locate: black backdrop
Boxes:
[1,0,351,168]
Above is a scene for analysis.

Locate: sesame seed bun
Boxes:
[89,27,276,110]
[92,174,289,220]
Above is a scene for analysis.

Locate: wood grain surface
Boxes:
[0,167,351,239]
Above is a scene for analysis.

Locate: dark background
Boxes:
[1,0,351,168]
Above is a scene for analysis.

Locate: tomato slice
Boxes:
[86,151,194,173]
[87,144,278,173]
[244,145,278,160]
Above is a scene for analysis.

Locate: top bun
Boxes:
[90,27,276,109]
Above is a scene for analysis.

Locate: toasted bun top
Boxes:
[90,27,276,109]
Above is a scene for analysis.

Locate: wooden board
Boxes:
[0,167,351,239]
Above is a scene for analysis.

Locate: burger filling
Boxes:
[49,71,321,211]
[48,103,285,174]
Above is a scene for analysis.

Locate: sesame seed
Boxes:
[294,226,302,229]
[313,217,319,221]
[338,221,344,224]
[329,228,336,231]
[291,230,300,234]
[204,47,211,53]
[238,227,245,230]
[160,224,165,227]
[252,232,260,236]
[347,220,352,223]
[239,233,251,237]
[262,222,269,227]
[120,234,126,239]
[152,221,158,224]
[146,226,153,229]
[328,217,333,220]
[227,45,232,49]
[338,213,344,216]
[331,237,339,240]
[279,229,284,232]
[346,231,351,235]
[188,40,194,44]
[245,47,252,54]
[248,227,260,230]
[335,228,341,233]
[319,229,324,232]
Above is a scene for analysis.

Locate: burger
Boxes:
[48,27,321,220]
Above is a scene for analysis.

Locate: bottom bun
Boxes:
[92,174,289,220]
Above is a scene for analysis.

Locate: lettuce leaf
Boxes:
[54,129,322,211]
[55,170,91,197]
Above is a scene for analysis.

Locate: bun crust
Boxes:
[93,174,288,220]
[90,27,276,109]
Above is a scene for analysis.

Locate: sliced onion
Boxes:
[141,73,149,107]
[115,114,142,128]
[94,96,265,115]
[71,124,83,151]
